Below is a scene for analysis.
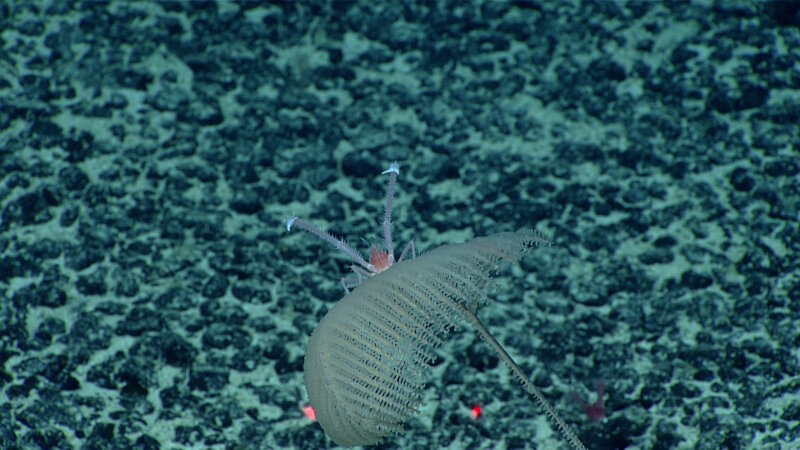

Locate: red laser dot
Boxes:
[302,405,316,421]
[471,404,482,420]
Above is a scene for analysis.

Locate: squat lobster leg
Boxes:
[285,216,375,273]
[397,239,416,262]
[381,162,400,267]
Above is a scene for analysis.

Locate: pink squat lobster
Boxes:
[286,162,416,293]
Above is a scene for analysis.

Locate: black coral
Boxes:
[304,229,586,449]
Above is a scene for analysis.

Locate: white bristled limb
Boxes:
[381,162,400,265]
[286,216,374,272]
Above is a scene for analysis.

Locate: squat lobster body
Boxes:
[286,162,415,292]
[369,247,391,272]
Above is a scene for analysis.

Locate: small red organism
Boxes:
[572,380,606,425]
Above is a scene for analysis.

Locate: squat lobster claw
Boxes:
[286,162,415,293]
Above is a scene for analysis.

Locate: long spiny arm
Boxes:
[381,162,399,265]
